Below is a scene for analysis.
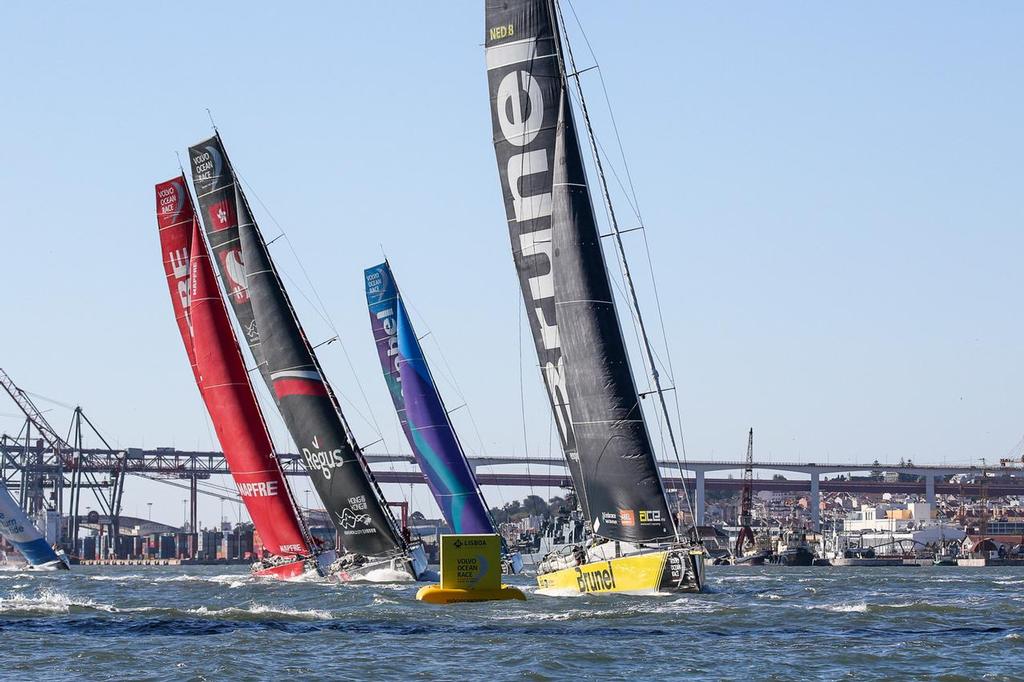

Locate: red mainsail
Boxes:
[156,176,310,558]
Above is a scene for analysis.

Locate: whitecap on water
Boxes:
[347,568,416,583]
[184,603,332,620]
[0,588,118,614]
[807,602,869,613]
[88,574,144,582]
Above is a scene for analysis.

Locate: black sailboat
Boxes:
[484,0,704,593]
[189,134,427,581]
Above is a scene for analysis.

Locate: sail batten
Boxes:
[365,263,495,535]
[188,138,405,557]
[155,176,311,558]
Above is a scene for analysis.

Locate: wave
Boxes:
[183,604,332,620]
[808,602,869,613]
[344,568,416,584]
[0,588,116,615]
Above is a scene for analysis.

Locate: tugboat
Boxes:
[770,530,815,566]
[932,542,960,566]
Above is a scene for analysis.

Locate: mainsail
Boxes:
[189,136,405,557]
[364,262,495,535]
[156,176,310,558]
[0,483,62,567]
[485,0,674,543]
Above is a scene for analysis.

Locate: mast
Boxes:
[550,0,695,525]
[364,262,496,535]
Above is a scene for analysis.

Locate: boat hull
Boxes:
[536,548,704,595]
[734,551,770,566]
[252,558,311,580]
[330,544,428,583]
[771,548,814,567]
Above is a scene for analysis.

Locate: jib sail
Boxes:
[364,262,494,535]
[156,176,310,558]
[485,0,674,543]
[189,136,405,557]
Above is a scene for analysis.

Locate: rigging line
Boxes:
[400,294,514,513]
[21,390,76,412]
[561,2,681,398]
[227,169,408,524]
[555,0,695,526]
[564,0,644,222]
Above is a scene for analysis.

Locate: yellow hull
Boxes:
[416,583,527,604]
[536,549,703,594]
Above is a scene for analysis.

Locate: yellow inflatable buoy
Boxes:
[415,534,528,604]
[416,583,526,604]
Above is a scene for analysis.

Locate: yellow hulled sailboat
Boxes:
[484,0,705,595]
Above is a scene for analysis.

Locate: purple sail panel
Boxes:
[365,263,494,534]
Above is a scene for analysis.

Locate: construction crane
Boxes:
[734,428,755,556]
[0,368,127,551]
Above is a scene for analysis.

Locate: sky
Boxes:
[1,2,1021,529]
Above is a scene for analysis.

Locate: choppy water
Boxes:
[1,564,1021,680]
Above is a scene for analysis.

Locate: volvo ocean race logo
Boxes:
[191,145,224,187]
[302,435,345,479]
[156,179,186,219]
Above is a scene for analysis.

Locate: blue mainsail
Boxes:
[365,262,495,534]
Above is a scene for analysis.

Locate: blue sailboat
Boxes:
[365,262,522,573]
[0,482,69,570]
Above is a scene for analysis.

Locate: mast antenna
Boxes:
[551,0,697,525]
[205,108,218,132]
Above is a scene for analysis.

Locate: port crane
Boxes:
[734,428,755,556]
[0,367,128,548]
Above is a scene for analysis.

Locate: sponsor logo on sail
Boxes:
[374,306,401,379]
[236,480,279,497]
[218,248,249,303]
[336,496,372,530]
[619,509,635,526]
[301,436,345,479]
[601,511,618,526]
[575,561,616,592]
[487,34,575,453]
[207,199,237,233]
[156,180,186,219]
[639,510,663,525]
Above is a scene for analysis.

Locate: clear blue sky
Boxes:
[2,2,1021,528]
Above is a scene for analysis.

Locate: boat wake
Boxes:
[347,567,416,583]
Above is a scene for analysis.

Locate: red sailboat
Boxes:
[155,176,332,579]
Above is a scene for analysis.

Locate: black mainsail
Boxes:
[189,135,406,557]
[486,0,674,544]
